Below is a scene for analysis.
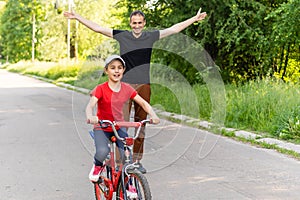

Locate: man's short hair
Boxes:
[130,10,146,20]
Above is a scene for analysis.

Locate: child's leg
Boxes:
[115,128,129,163]
[93,129,110,165]
[89,130,111,182]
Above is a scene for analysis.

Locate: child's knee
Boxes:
[95,146,109,161]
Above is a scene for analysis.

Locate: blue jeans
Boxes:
[93,128,128,166]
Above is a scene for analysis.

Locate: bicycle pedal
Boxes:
[127,185,138,199]
[97,177,103,183]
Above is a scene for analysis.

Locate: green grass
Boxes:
[3,61,300,143]
[225,79,300,141]
[150,83,212,120]
[3,60,104,87]
[74,61,106,90]
[218,128,300,160]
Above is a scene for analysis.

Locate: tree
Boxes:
[72,0,121,59]
[114,0,298,84]
[115,0,211,84]
[0,0,7,62]
[36,0,120,61]
[0,0,122,62]
[0,0,44,62]
[265,0,300,82]
[0,0,298,81]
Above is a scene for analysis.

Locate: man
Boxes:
[64,8,207,173]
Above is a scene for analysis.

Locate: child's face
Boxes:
[105,60,125,83]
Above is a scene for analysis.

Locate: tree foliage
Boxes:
[0,0,121,62]
[36,1,67,61]
[69,0,121,59]
[116,0,299,83]
[0,0,298,84]
[265,0,300,83]
[0,0,44,62]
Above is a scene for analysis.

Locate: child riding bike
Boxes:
[85,55,160,182]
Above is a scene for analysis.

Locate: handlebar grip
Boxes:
[115,121,142,128]
[116,119,152,128]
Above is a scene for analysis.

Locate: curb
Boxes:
[154,109,300,156]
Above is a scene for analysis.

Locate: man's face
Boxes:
[130,14,146,37]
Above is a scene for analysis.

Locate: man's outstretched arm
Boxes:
[159,7,207,39]
[64,11,113,38]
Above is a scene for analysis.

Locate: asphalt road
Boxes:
[1,69,300,200]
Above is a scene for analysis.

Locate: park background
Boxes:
[0,1,299,144]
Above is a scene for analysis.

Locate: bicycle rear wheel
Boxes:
[116,170,152,200]
[94,166,113,200]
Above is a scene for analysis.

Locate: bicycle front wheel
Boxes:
[116,170,152,200]
[94,166,113,200]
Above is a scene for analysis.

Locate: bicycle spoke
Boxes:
[116,171,152,200]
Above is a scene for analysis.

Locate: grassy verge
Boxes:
[225,79,300,142]
[151,78,300,142]
[2,61,300,144]
[219,128,300,160]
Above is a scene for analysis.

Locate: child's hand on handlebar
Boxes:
[87,116,99,124]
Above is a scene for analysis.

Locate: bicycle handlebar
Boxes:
[88,119,152,141]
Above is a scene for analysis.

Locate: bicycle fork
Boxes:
[121,146,132,199]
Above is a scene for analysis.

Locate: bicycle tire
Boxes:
[94,166,113,200]
[116,170,152,200]
[94,183,104,200]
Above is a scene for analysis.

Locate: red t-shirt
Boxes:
[91,82,137,131]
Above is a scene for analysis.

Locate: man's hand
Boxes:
[63,11,76,19]
[194,7,207,22]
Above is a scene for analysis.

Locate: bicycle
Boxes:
[88,119,152,200]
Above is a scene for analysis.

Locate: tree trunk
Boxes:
[278,44,285,73]
[281,43,290,80]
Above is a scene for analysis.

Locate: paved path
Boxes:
[1,69,300,200]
